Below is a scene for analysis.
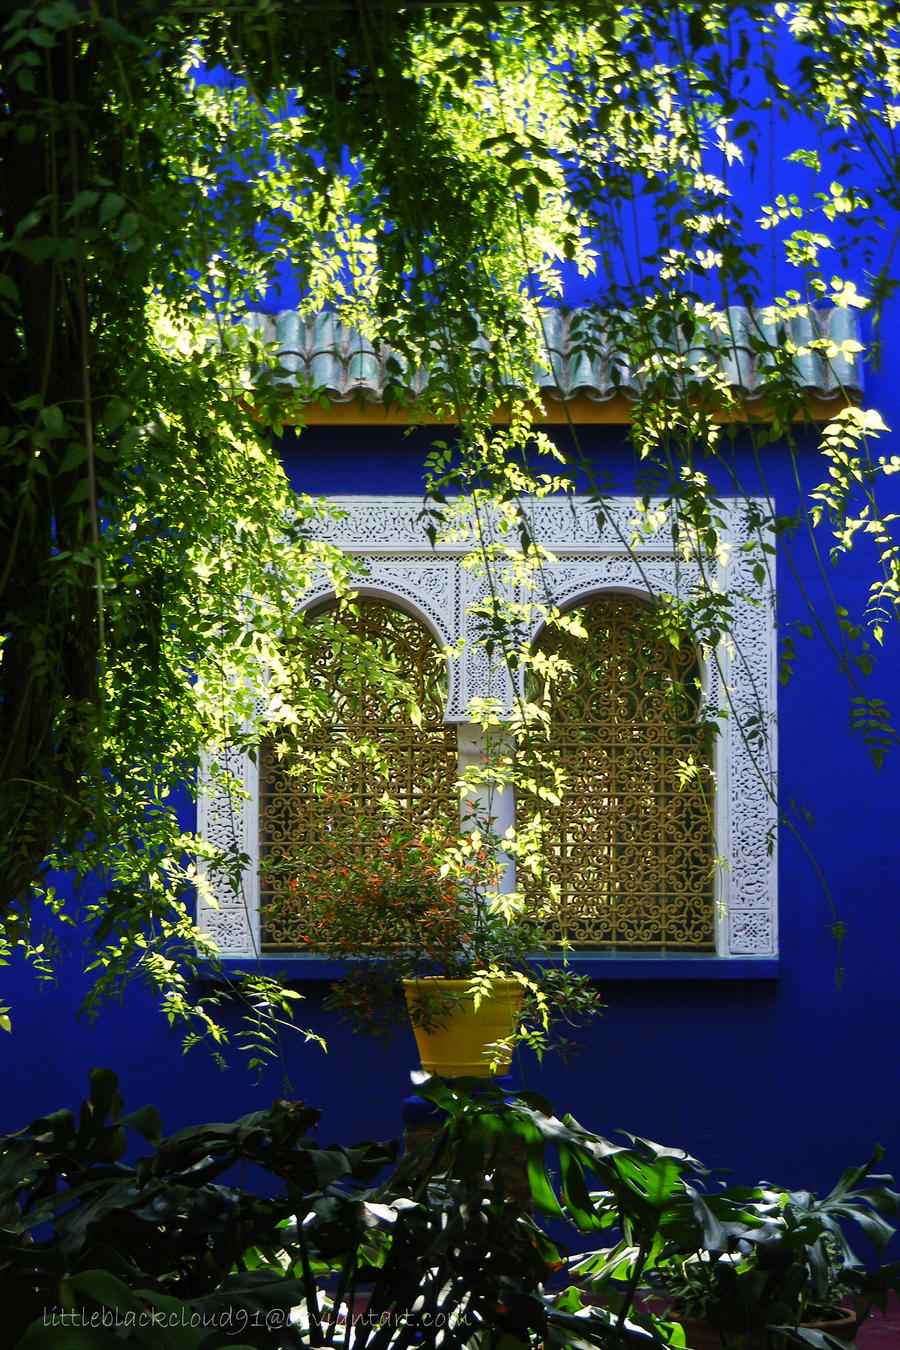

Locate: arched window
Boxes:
[259,597,459,949]
[522,592,715,950]
[197,496,776,961]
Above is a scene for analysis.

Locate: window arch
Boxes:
[521,591,716,950]
[259,596,460,950]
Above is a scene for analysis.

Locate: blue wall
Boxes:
[4,393,898,1206]
[4,15,899,1231]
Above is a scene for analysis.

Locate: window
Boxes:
[258,598,459,950]
[197,496,777,960]
[522,592,715,950]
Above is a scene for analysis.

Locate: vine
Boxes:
[1,1,898,1056]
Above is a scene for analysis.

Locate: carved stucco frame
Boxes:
[196,496,778,960]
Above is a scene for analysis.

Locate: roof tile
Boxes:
[246,306,864,406]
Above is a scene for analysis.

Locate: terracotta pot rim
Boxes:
[674,1305,856,1325]
[784,1306,857,1332]
[673,1306,857,1347]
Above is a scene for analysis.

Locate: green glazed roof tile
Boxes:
[246,306,864,406]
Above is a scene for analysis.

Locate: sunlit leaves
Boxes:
[2,0,900,1048]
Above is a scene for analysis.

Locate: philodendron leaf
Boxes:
[86,1068,124,1122]
[557,1146,605,1233]
[61,1269,148,1313]
[0,1137,38,1194]
[362,1198,419,1225]
[846,1205,896,1253]
[16,1278,214,1350]
[772,1329,859,1350]
[452,1112,505,1177]
[522,1131,565,1219]
[17,1325,119,1349]
[688,1184,727,1251]
[120,1103,163,1145]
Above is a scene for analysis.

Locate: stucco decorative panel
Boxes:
[196,495,777,960]
[196,743,260,959]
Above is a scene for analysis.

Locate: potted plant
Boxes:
[266,798,602,1075]
[664,1156,900,1349]
[570,1146,900,1350]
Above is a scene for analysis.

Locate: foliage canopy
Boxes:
[2,0,899,1043]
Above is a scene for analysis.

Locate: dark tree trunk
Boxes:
[0,32,101,909]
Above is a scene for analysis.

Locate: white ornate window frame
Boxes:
[197,495,778,961]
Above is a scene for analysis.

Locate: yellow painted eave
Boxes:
[269,390,856,428]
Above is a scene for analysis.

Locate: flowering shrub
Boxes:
[292,825,485,973]
[267,800,603,1057]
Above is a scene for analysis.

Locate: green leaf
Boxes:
[100,396,131,432]
[120,1102,163,1143]
[522,181,540,216]
[63,1268,148,1313]
[558,1146,604,1233]
[17,1321,116,1349]
[98,193,126,225]
[66,478,92,504]
[86,1067,124,1124]
[64,190,101,220]
[117,212,140,240]
[39,403,64,437]
[58,441,87,473]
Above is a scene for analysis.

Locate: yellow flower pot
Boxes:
[402,977,524,1077]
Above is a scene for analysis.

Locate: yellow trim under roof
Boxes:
[272,390,855,427]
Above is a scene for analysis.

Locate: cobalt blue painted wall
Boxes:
[268,410,900,1192]
[3,393,897,1205]
[3,22,899,1199]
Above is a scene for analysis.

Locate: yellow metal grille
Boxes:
[522,593,715,950]
[260,599,459,950]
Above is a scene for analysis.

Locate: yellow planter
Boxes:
[402,977,524,1077]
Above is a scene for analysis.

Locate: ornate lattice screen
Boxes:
[260,598,459,950]
[523,592,715,950]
